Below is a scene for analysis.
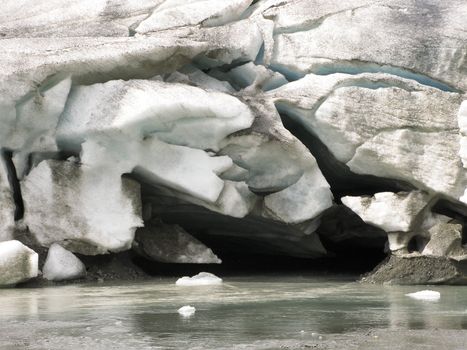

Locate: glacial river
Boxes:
[0,275,466,349]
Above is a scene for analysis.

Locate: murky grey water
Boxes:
[0,275,466,349]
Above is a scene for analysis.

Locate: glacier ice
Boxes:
[421,222,466,259]
[210,62,288,91]
[341,192,431,233]
[176,272,223,286]
[405,290,440,301]
[0,18,262,108]
[42,243,86,281]
[343,192,467,260]
[135,0,253,34]
[177,305,196,317]
[0,0,466,285]
[0,0,164,38]
[57,79,254,152]
[220,98,333,224]
[21,159,143,254]
[166,65,236,93]
[0,240,38,286]
[271,72,466,202]
[9,77,72,179]
[269,1,467,90]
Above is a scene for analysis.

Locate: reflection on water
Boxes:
[0,275,466,349]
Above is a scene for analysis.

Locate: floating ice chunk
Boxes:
[178,305,196,317]
[405,290,440,301]
[175,272,223,286]
[0,240,38,286]
[42,243,86,281]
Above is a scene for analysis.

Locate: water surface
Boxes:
[1,275,466,349]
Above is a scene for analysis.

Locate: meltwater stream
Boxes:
[0,275,466,350]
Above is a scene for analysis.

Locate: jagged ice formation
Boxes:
[0,0,466,285]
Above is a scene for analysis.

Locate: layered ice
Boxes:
[269,0,467,90]
[57,80,253,205]
[271,73,466,203]
[57,79,254,153]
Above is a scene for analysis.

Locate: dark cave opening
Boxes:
[132,248,388,279]
[407,235,429,254]
[1,149,24,220]
[128,181,388,278]
[407,237,419,254]
[125,117,395,280]
[131,218,388,278]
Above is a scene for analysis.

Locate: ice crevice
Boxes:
[308,61,462,93]
[269,60,462,93]
[1,150,25,221]
[268,72,466,204]
[278,112,416,200]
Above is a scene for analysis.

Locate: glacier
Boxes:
[0,0,466,286]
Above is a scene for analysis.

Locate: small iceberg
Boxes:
[175,272,223,286]
[178,305,196,317]
[405,290,440,301]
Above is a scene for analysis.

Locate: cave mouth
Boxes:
[130,176,389,279]
[131,232,388,279]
